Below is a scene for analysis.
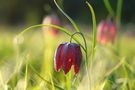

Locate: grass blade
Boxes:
[116,0,123,26]
[103,0,115,17]
[86,1,97,58]
[24,62,28,90]
[54,0,81,32]
[29,63,64,90]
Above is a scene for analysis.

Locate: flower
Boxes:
[54,42,82,75]
[97,19,117,45]
[42,14,61,36]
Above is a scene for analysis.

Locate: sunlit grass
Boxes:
[0,27,135,90]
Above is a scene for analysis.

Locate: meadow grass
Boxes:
[0,27,135,90]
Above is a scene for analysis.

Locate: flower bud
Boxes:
[54,42,82,75]
[42,14,61,36]
[97,19,117,45]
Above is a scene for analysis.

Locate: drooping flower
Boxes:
[42,14,61,36]
[97,19,117,45]
[54,42,82,75]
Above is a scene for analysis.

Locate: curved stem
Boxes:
[69,32,90,90]
[18,24,70,36]
[54,0,81,32]
[70,32,88,63]
[17,24,86,52]
[70,32,87,55]
[70,32,88,64]
[103,0,115,17]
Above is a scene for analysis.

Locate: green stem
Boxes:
[29,63,64,90]
[86,2,97,90]
[116,0,123,27]
[69,31,90,89]
[103,0,115,17]
[70,32,87,53]
[19,24,70,36]
[54,0,81,32]
[18,24,86,52]
[86,1,97,58]
[69,32,88,66]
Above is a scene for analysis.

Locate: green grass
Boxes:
[0,27,135,90]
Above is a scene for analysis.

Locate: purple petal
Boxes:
[54,43,64,72]
[62,43,74,74]
[73,44,82,75]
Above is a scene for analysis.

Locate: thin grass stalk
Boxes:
[116,0,123,27]
[24,62,28,90]
[54,0,81,32]
[86,1,97,90]
[70,32,90,89]
[105,57,125,77]
[49,73,55,90]
[29,63,64,90]
[86,2,97,58]
[103,0,115,17]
